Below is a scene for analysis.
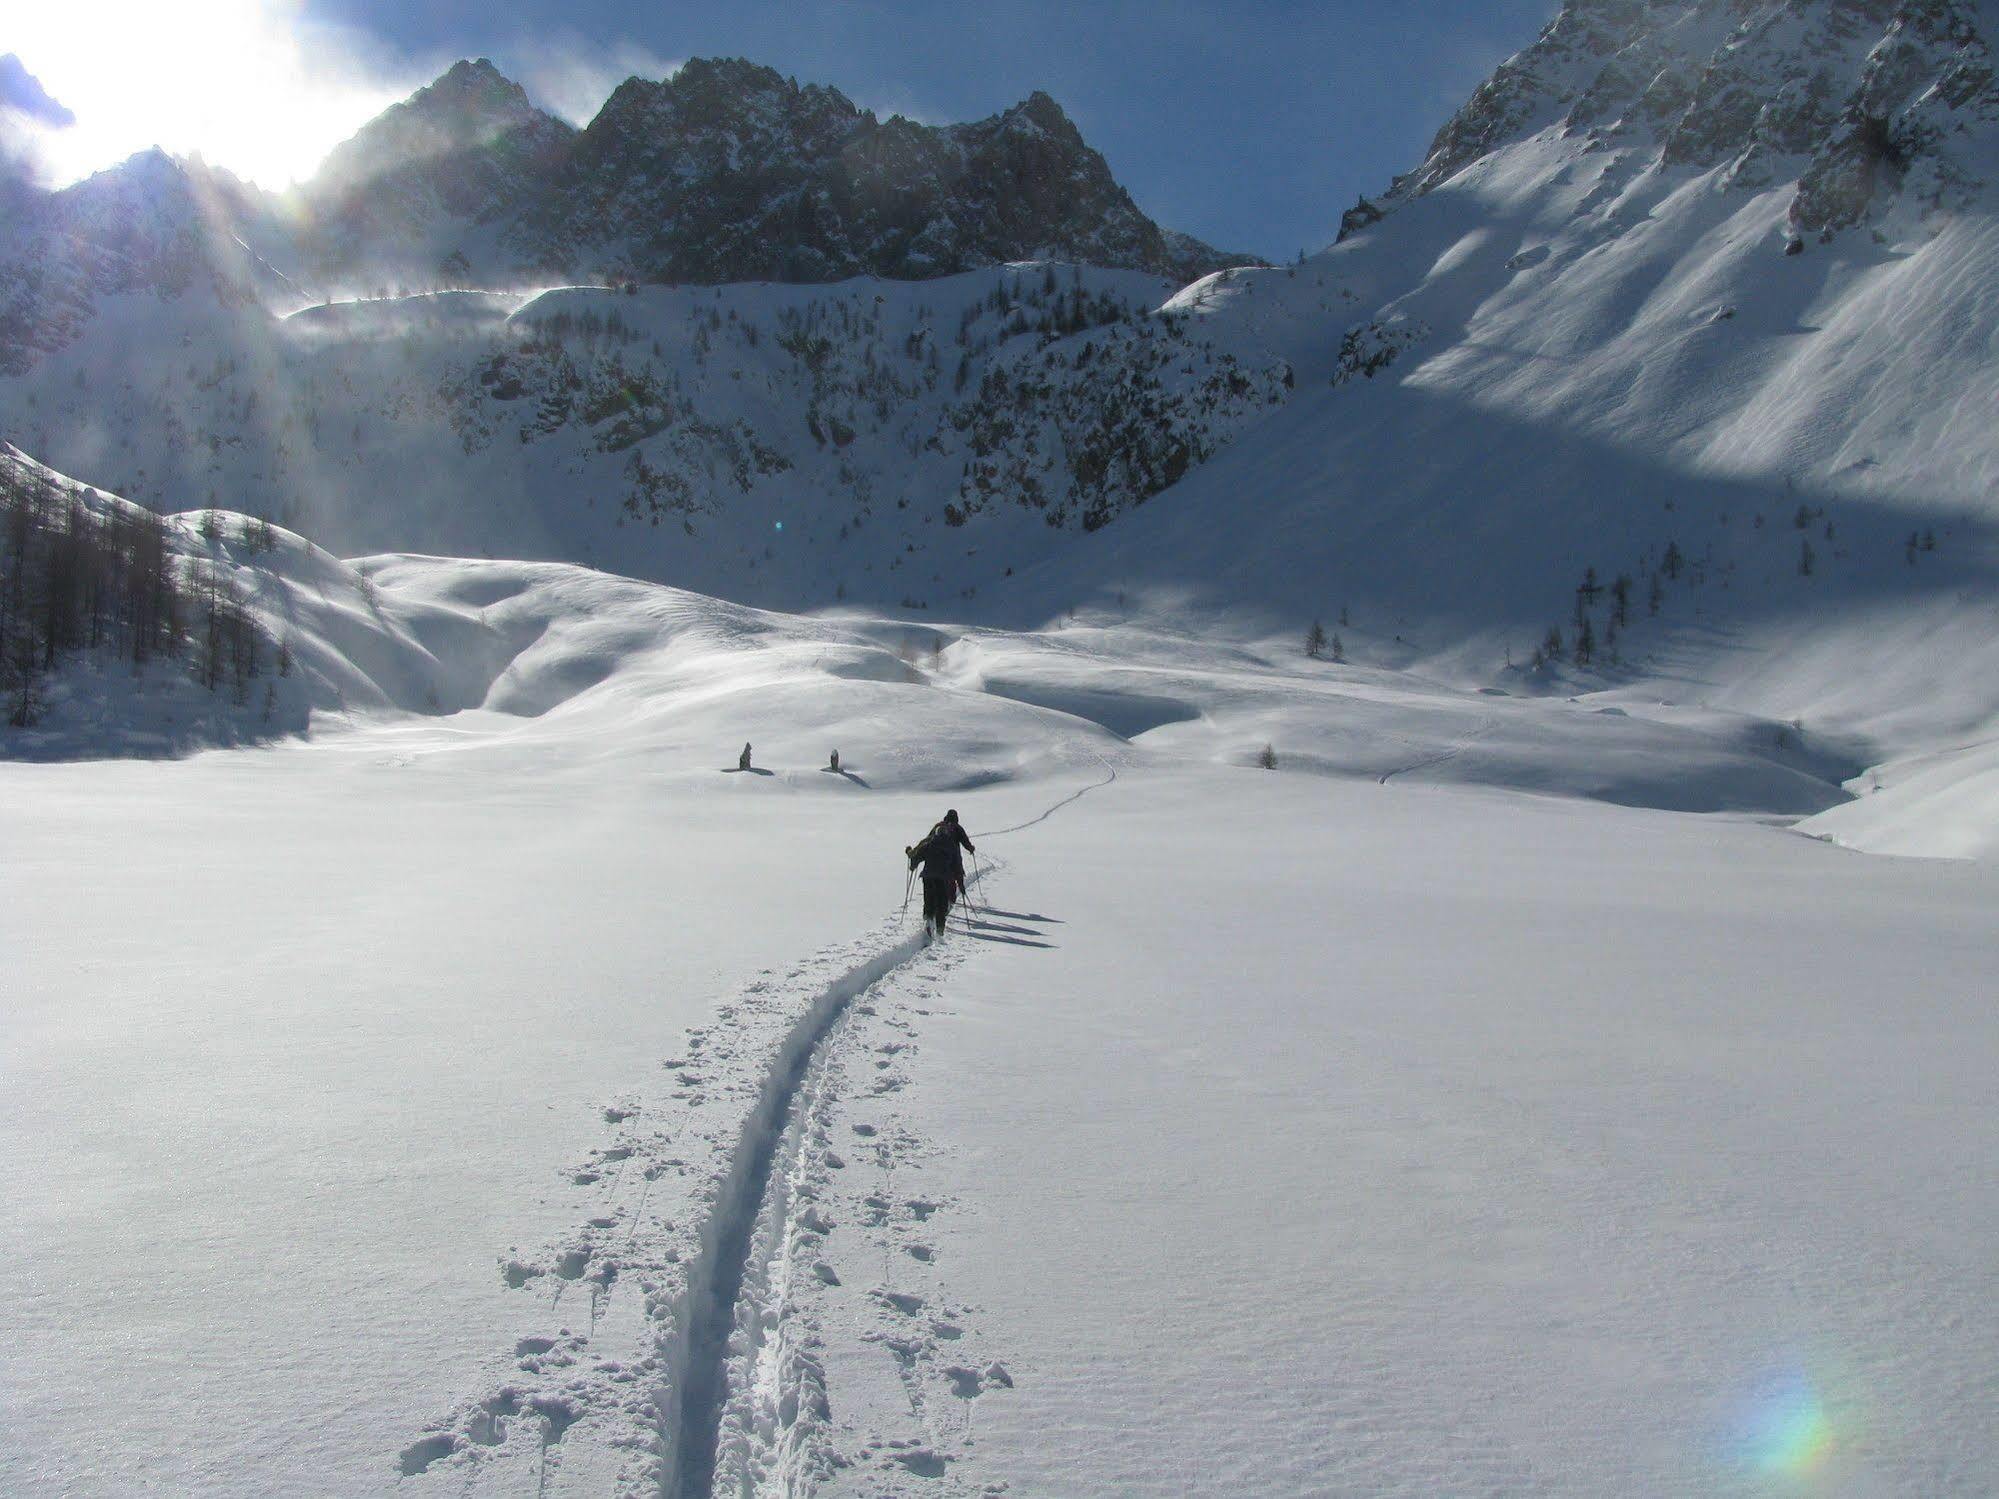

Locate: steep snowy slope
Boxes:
[1009,0,1999,853]
[0,265,1291,611]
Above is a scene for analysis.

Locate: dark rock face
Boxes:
[306,56,1245,289]
[1360,0,1999,250]
[299,58,576,282]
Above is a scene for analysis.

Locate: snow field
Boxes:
[772,770,1999,1496]
[2,530,1994,1494]
[0,743,960,1496]
[5,585,1997,1494]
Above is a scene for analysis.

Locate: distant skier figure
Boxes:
[829,749,840,773]
[739,742,753,771]
[907,809,975,938]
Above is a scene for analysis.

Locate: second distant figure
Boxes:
[739,742,753,771]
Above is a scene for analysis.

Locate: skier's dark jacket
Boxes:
[908,818,974,884]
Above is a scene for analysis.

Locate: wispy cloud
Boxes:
[0,54,76,128]
[507,36,684,126]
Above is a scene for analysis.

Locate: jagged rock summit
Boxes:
[0,53,1248,359]
[295,54,1246,292]
[523,57,1231,284]
[300,57,575,281]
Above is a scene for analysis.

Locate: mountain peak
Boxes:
[669,56,794,98]
[536,58,1243,284]
[309,56,567,204]
[1001,89,1080,140]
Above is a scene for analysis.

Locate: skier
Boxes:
[906,809,974,938]
[829,749,840,773]
[738,742,753,771]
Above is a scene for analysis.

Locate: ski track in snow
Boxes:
[975,762,1116,837]
[1376,718,1497,786]
[400,773,1098,1496]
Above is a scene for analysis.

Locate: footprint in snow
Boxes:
[891,1448,950,1478]
[466,1391,519,1446]
[399,1433,458,1475]
[944,1366,984,1399]
[501,1258,543,1289]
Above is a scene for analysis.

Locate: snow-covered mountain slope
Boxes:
[1379,0,1999,246]
[0,265,1292,609]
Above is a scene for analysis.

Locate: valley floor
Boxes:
[3,716,1995,1496]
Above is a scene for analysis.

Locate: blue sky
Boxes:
[311,0,1559,259]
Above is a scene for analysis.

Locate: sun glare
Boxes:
[9,0,417,189]
[1735,1368,1838,1480]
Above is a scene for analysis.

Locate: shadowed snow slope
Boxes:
[3,448,1876,823]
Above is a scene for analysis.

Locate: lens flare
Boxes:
[1739,1370,1833,1477]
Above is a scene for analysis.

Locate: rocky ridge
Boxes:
[512,57,1230,286]
[0,55,1247,364]
[1342,0,1999,248]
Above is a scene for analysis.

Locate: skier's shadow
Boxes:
[820,766,871,787]
[721,766,776,776]
[976,907,1062,925]
[963,923,1055,948]
[961,907,1059,948]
